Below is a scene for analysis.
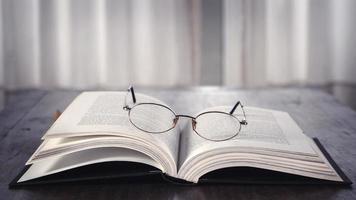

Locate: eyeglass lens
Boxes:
[194,112,241,141]
[129,103,176,133]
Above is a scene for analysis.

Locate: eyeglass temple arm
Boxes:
[128,85,136,104]
[229,101,240,115]
[123,86,136,110]
[229,101,248,125]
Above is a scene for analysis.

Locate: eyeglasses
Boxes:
[122,86,248,142]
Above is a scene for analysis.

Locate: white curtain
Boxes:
[0,0,196,89]
[223,0,356,87]
[1,0,356,94]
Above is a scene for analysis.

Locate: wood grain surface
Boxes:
[0,87,355,200]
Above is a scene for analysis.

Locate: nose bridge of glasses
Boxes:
[175,114,196,120]
[174,115,197,130]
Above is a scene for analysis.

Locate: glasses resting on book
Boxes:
[122,86,248,142]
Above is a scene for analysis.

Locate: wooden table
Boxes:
[1,88,355,199]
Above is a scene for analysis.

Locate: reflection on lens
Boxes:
[194,112,240,141]
[129,103,176,133]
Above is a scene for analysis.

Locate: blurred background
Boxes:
[0,0,356,110]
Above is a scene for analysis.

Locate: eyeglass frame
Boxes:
[122,86,248,142]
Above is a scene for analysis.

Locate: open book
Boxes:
[11,90,351,186]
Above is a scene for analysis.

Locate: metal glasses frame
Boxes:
[123,86,248,141]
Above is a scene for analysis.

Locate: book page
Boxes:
[19,147,162,182]
[179,106,316,168]
[176,106,345,182]
[42,92,180,174]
